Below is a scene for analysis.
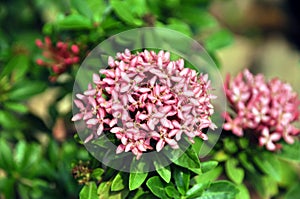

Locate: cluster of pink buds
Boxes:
[223,69,300,151]
[35,37,80,81]
[72,49,216,159]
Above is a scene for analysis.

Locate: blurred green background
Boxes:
[0,0,299,199]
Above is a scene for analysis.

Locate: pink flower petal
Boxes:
[71,113,83,121]
[156,139,165,152]
[86,118,98,125]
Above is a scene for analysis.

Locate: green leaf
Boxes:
[253,152,281,181]
[91,168,104,181]
[110,0,143,26]
[111,172,127,191]
[225,158,244,184]
[57,14,93,30]
[285,182,300,199]
[126,0,148,17]
[0,138,14,171]
[97,182,111,198]
[154,162,171,183]
[277,142,300,162]
[204,30,233,52]
[0,178,15,199]
[248,173,278,198]
[20,144,42,176]
[236,184,250,199]
[193,166,222,185]
[199,181,239,199]
[8,81,47,100]
[238,152,256,173]
[173,166,190,195]
[71,0,93,19]
[109,189,130,199]
[4,102,28,113]
[165,184,180,199]
[201,161,218,173]
[164,18,192,36]
[186,183,210,198]
[223,138,238,154]
[79,182,98,199]
[0,55,29,80]
[169,145,201,169]
[129,172,148,191]
[129,157,149,190]
[14,141,26,166]
[146,176,169,199]
[179,6,217,29]
[0,110,20,129]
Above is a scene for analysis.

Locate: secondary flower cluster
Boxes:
[223,69,300,151]
[72,49,216,159]
[36,37,80,81]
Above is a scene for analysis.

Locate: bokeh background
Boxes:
[0,0,299,198]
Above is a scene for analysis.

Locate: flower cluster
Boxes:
[35,37,80,81]
[72,49,216,159]
[223,69,300,151]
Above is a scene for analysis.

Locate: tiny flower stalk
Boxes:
[35,37,80,81]
[223,69,300,151]
[72,49,216,159]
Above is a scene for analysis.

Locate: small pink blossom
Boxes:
[35,37,80,81]
[224,69,300,151]
[73,49,215,159]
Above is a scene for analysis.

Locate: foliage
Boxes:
[0,0,298,199]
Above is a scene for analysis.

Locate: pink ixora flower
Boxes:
[223,69,300,151]
[35,37,80,81]
[72,49,216,159]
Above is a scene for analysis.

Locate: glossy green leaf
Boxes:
[129,172,148,191]
[186,183,210,198]
[199,181,239,199]
[146,176,169,199]
[154,163,171,183]
[173,166,190,195]
[169,146,201,169]
[204,30,233,52]
[129,157,149,190]
[193,166,222,185]
[79,182,98,199]
[165,184,180,199]
[111,172,126,191]
[57,14,93,30]
[201,161,218,173]
[225,158,244,184]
